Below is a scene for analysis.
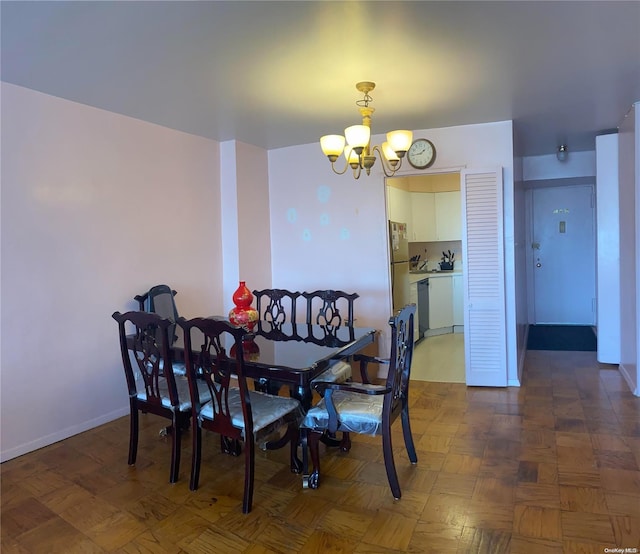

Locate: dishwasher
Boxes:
[417,278,429,338]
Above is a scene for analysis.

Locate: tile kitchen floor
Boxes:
[411,331,465,383]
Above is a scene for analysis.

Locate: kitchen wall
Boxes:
[0,83,226,461]
[409,240,462,272]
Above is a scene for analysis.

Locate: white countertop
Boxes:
[409,270,462,284]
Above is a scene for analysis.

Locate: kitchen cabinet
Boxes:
[452,274,464,327]
[428,276,453,329]
[410,192,436,241]
[435,191,462,241]
[387,185,413,238]
[410,191,461,242]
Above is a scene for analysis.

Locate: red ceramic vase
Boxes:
[228,281,259,331]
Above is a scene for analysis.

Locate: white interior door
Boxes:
[461,168,507,387]
[532,185,595,324]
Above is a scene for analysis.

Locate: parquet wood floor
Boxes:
[2,350,639,553]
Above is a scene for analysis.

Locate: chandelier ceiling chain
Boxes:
[355,88,373,109]
[320,82,412,179]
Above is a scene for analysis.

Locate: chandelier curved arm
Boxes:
[369,145,403,178]
[328,158,362,179]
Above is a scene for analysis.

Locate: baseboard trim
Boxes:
[618,363,640,397]
[424,327,453,337]
[518,325,530,384]
[1,406,129,463]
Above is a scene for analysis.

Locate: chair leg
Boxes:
[128,401,138,466]
[190,421,202,491]
[320,430,351,451]
[289,426,303,474]
[221,435,242,456]
[169,414,181,484]
[340,431,351,452]
[304,431,322,490]
[382,425,401,500]
[242,439,255,514]
[401,402,418,464]
[301,428,310,479]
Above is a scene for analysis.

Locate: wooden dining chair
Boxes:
[252,288,301,326]
[178,316,303,514]
[134,284,180,321]
[302,289,359,327]
[134,284,183,374]
[112,310,209,483]
[301,303,418,499]
[251,288,302,393]
[302,289,360,450]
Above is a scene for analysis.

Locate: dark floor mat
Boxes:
[527,324,597,351]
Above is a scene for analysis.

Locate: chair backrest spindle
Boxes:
[179,317,251,441]
[384,304,416,420]
[253,289,300,327]
[302,290,359,327]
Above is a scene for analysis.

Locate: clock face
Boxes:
[407,139,436,169]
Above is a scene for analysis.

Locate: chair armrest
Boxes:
[312,380,389,396]
[352,354,390,384]
[313,381,389,434]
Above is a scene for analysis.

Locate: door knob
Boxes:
[536,258,542,268]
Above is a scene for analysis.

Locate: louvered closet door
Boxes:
[461,169,507,386]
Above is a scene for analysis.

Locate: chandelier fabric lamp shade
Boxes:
[344,145,359,165]
[382,141,399,162]
[344,124,370,152]
[320,81,413,179]
[387,130,413,154]
[320,135,346,161]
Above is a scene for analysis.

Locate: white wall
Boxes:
[0,83,224,461]
[268,121,519,383]
[619,103,639,395]
[596,134,621,364]
[513,160,529,383]
[219,140,272,312]
[523,151,596,181]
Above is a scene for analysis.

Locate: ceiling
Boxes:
[2,1,639,158]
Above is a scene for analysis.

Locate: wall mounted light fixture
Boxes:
[557,144,568,162]
[320,82,412,179]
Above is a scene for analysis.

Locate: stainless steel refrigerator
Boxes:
[389,220,410,312]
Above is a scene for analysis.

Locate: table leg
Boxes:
[295,385,313,411]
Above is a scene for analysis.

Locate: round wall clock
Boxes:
[407,138,436,169]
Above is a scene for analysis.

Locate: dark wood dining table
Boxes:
[168,319,377,410]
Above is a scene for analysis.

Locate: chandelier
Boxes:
[320,81,413,179]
